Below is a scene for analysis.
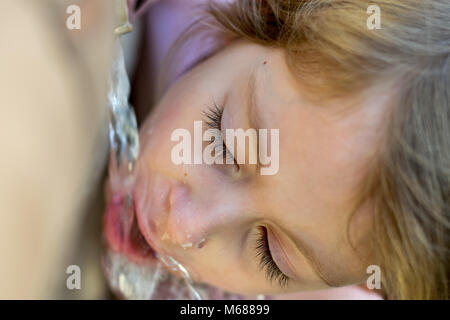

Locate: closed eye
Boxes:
[255,226,290,288]
[203,103,238,167]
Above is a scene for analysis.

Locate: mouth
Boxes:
[103,191,157,266]
[102,164,185,276]
[101,187,205,300]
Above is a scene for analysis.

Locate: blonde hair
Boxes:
[163,0,449,299]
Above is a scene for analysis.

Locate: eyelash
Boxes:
[203,103,237,166]
[204,106,287,288]
[255,226,290,288]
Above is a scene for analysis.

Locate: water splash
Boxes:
[107,42,139,172]
[158,255,203,300]
[106,39,138,255]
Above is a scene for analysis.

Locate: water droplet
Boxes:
[181,242,193,249]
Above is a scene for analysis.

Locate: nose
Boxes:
[163,182,208,248]
[161,180,239,250]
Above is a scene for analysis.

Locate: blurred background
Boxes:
[0,0,116,299]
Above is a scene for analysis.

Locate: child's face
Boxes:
[131,40,392,295]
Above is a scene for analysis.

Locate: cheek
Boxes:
[191,246,267,295]
[139,97,196,167]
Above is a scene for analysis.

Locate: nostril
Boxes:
[194,237,206,249]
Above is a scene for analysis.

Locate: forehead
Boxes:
[250,45,392,195]
[233,43,392,282]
